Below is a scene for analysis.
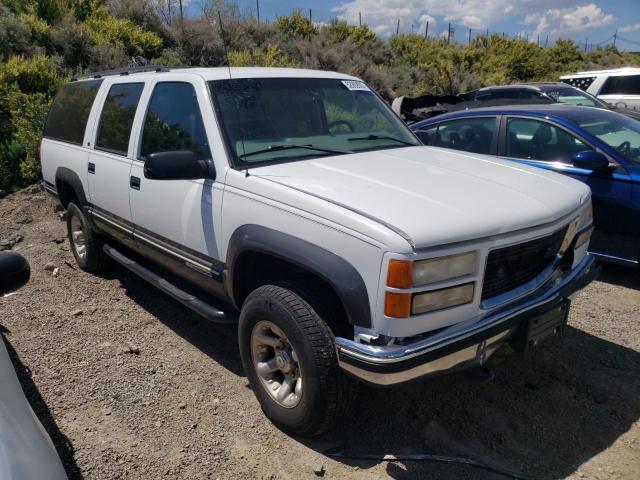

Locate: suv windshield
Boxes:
[209,78,420,166]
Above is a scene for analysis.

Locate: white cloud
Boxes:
[524,3,614,36]
[619,22,640,33]
[332,0,521,35]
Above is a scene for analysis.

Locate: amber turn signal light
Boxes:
[384,292,412,318]
[387,260,413,288]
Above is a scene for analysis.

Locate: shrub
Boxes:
[275,11,316,39]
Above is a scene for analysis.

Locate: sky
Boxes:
[187,0,640,50]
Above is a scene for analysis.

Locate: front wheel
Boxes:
[238,283,356,436]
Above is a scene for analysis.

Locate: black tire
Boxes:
[238,282,356,436]
[66,201,109,273]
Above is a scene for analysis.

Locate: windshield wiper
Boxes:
[347,134,415,146]
[239,144,351,160]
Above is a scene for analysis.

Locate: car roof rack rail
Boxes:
[71,65,170,81]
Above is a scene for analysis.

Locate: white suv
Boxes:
[41,66,598,435]
[561,67,640,110]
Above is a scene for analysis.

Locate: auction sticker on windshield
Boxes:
[341,80,370,91]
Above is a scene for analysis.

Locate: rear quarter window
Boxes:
[44,79,103,145]
[600,75,640,95]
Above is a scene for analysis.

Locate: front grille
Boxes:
[481,227,567,300]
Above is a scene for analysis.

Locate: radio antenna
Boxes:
[217,10,232,79]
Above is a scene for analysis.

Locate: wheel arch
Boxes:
[226,225,372,329]
[55,167,88,208]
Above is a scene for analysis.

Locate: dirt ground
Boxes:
[1,187,639,480]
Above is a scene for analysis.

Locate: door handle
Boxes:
[88,162,95,174]
[130,176,141,190]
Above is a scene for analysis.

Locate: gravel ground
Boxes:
[1,187,639,480]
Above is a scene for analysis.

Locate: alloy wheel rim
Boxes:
[70,215,87,260]
[250,320,303,408]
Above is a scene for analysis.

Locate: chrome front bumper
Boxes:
[335,254,599,386]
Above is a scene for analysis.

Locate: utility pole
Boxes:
[309,8,312,21]
[537,35,539,47]
[256,0,260,24]
[613,29,617,48]
[359,11,361,26]
[178,0,184,30]
[424,21,429,39]
[447,23,451,44]
[468,28,471,44]
[396,18,400,36]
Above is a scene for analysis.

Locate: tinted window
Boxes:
[140,82,210,160]
[561,77,596,92]
[95,83,144,155]
[506,118,590,163]
[43,79,103,145]
[600,75,640,95]
[430,117,496,154]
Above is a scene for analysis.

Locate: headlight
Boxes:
[413,252,476,286]
[579,199,593,228]
[387,252,477,288]
[385,252,478,318]
[412,283,475,315]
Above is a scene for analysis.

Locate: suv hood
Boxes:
[251,146,590,249]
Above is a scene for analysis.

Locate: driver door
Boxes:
[498,115,635,261]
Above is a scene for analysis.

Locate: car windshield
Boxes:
[543,87,606,108]
[574,111,640,164]
[209,77,420,166]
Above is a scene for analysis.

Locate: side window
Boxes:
[413,125,438,145]
[561,76,596,92]
[432,117,496,155]
[140,82,210,160]
[95,83,144,156]
[506,118,591,163]
[600,75,640,95]
[43,79,103,145]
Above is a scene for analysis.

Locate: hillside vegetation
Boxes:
[1,0,638,191]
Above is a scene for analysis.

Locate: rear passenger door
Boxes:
[87,81,146,244]
[128,79,225,293]
[413,116,499,155]
[498,116,633,260]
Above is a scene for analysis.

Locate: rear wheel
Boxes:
[66,202,108,272]
[238,282,356,436]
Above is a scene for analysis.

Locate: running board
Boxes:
[103,244,237,324]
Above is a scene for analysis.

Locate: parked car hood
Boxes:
[251,146,590,249]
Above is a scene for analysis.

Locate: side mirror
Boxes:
[415,130,430,144]
[144,151,212,180]
[571,151,612,173]
[0,252,30,296]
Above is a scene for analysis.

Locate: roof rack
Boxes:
[71,65,170,82]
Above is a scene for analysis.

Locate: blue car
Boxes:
[410,104,640,266]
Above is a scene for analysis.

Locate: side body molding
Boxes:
[226,225,372,328]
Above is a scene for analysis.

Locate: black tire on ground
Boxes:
[238,282,357,436]
[66,201,109,273]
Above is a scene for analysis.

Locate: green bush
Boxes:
[275,11,316,39]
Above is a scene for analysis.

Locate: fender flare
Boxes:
[226,224,372,328]
[55,167,88,207]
